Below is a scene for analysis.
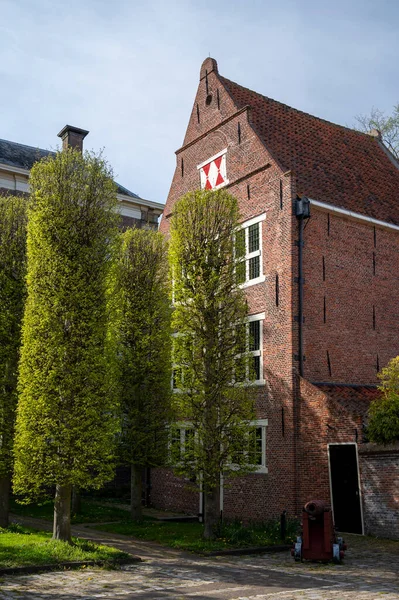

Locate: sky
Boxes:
[1,0,398,205]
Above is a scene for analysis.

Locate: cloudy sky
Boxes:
[1,0,398,204]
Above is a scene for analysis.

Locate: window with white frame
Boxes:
[169,424,195,464]
[236,214,266,287]
[235,312,265,385]
[232,419,268,474]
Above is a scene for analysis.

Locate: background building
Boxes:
[0,124,163,229]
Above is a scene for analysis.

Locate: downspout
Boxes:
[295,197,310,376]
[294,196,310,514]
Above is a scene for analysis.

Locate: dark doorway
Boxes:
[329,444,363,534]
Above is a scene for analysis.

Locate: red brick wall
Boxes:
[302,208,399,384]
[297,378,361,510]
[157,58,299,521]
[358,444,399,539]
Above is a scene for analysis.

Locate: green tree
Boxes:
[13,149,119,542]
[108,228,172,520]
[0,194,27,528]
[368,356,399,445]
[355,105,399,160]
[169,189,256,539]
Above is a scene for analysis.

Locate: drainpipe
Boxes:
[295,197,310,377]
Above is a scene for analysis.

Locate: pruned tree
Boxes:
[0,194,27,528]
[13,149,119,542]
[108,228,172,520]
[367,356,399,445]
[355,105,399,160]
[169,189,256,540]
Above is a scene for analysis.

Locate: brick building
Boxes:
[154,57,399,534]
[0,125,164,228]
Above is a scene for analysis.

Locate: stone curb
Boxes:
[0,556,141,577]
[200,544,292,557]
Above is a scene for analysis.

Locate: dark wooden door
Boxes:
[329,444,363,534]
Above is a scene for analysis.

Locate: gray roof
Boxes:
[0,138,141,199]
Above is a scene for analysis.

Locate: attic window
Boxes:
[205,94,213,106]
[197,149,228,190]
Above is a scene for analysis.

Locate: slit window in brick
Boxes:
[275,273,279,306]
[247,184,250,200]
[373,305,376,330]
[196,103,200,123]
[327,350,332,376]
[324,296,326,323]
[322,256,326,281]
[374,226,377,248]
[217,88,220,109]
[373,252,376,275]
[181,158,184,177]
[327,213,330,236]
[238,122,241,144]
[376,354,380,372]
[280,179,283,210]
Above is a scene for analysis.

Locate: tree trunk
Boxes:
[130,464,143,520]
[71,487,81,515]
[53,484,72,543]
[203,484,220,539]
[0,474,10,529]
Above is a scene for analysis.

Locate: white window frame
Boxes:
[247,312,265,385]
[235,312,265,386]
[169,422,195,465]
[231,419,268,474]
[197,148,229,190]
[237,213,266,288]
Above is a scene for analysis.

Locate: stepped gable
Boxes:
[219,74,399,225]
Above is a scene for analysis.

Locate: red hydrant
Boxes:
[291,500,347,562]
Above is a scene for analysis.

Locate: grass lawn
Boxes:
[93,518,297,553]
[10,498,130,524]
[0,524,131,569]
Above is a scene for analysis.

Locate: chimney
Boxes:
[57,125,89,152]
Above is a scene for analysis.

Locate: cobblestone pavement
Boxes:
[1,518,398,599]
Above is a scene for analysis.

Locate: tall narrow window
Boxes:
[235,313,265,385]
[235,214,266,287]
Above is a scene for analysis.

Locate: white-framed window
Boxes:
[197,149,229,190]
[236,213,266,288]
[169,423,195,464]
[235,312,265,385]
[232,419,268,474]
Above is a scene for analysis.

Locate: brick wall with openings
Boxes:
[155,56,399,524]
[157,57,298,522]
[302,208,399,384]
[358,444,399,540]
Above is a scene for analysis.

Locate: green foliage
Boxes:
[0,195,27,479]
[0,526,129,568]
[10,497,130,523]
[355,105,399,159]
[368,356,399,444]
[108,228,172,468]
[95,516,297,552]
[169,189,256,492]
[13,149,120,500]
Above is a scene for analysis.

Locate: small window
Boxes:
[235,313,265,385]
[169,425,195,465]
[235,214,266,287]
[231,419,268,473]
